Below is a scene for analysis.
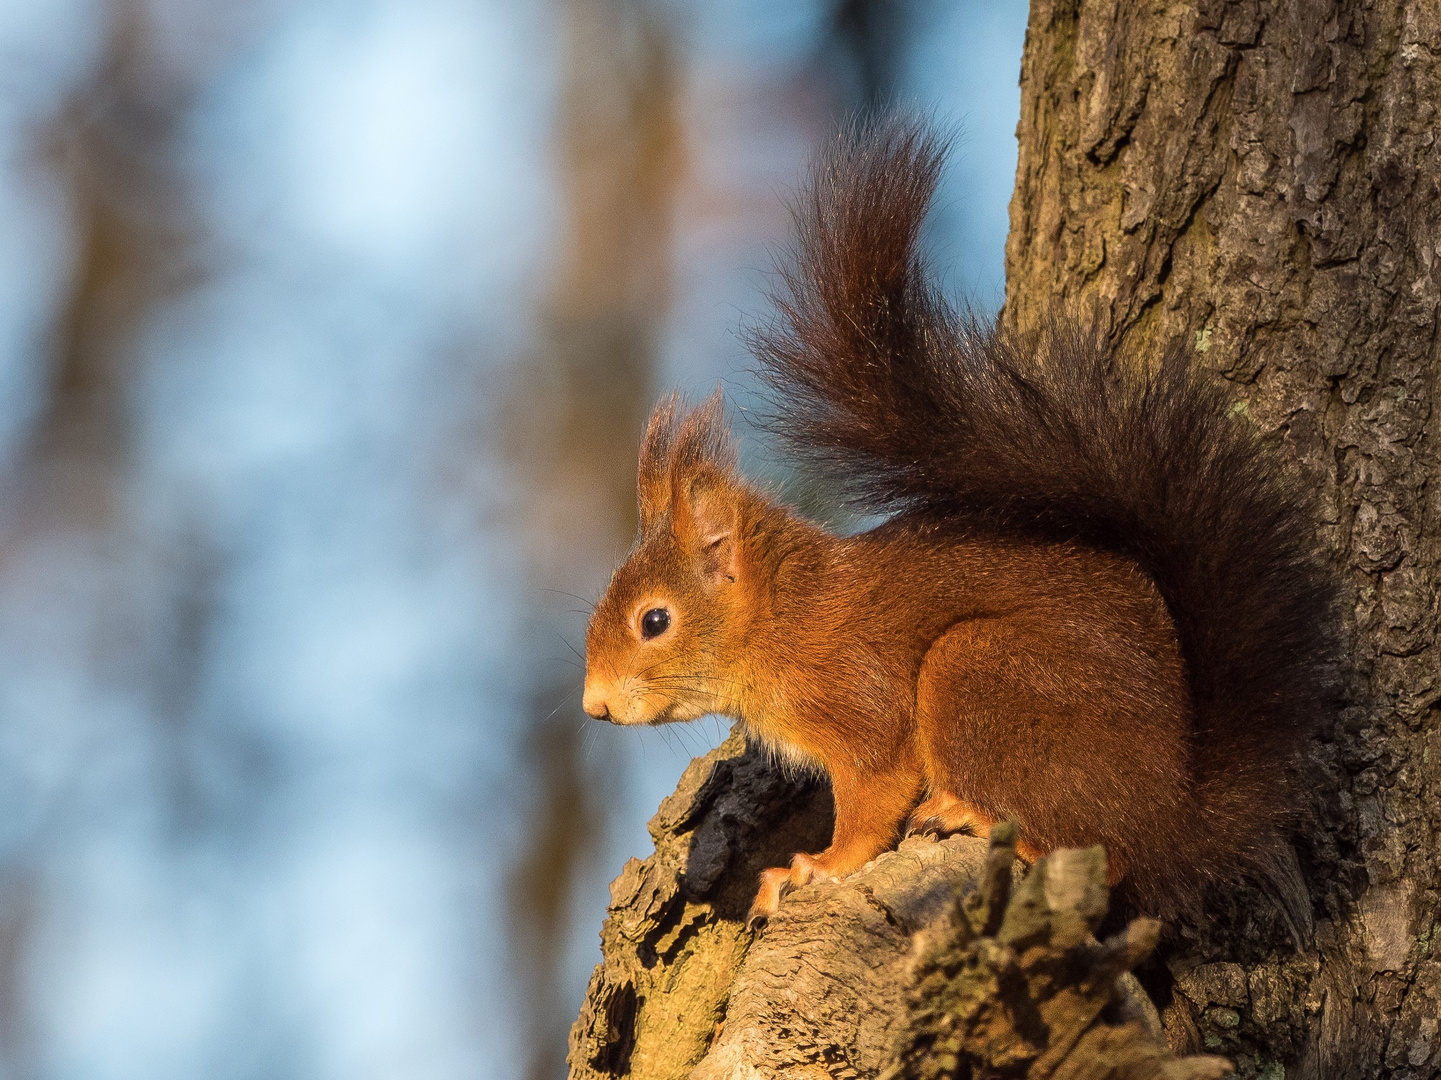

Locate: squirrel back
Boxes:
[748,118,1344,918]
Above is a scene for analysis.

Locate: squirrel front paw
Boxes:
[745,854,840,929]
[746,867,792,929]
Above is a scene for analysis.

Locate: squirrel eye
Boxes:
[640,607,671,639]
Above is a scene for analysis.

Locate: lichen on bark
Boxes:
[887,826,1230,1080]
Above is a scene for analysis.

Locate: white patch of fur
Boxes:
[737,718,823,782]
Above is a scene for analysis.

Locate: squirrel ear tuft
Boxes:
[638,393,682,530]
[667,390,741,585]
[669,388,735,478]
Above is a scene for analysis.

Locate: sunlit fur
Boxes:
[583,117,1342,926]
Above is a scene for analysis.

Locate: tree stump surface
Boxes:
[570,733,1229,1080]
[691,831,996,1078]
[568,731,833,1080]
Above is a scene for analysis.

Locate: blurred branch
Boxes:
[26,6,198,527]
[822,0,922,114]
[504,1,684,1077]
[22,0,274,525]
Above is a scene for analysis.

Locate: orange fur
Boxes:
[584,428,1183,921]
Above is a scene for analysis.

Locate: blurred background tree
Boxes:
[0,1,1027,1077]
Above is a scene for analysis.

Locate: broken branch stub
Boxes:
[887,831,1234,1080]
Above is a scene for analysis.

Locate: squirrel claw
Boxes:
[789,852,835,884]
[903,814,945,839]
[904,793,997,842]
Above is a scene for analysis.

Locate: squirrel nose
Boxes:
[582,683,612,722]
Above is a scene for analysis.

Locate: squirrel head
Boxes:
[583,391,759,726]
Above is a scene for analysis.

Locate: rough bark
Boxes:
[1002,2,1441,1077]
[568,732,832,1078]
[689,830,996,1078]
[884,828,1229,1080]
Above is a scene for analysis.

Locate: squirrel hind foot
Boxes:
[904,795,1049,867]
[903,792,997,840]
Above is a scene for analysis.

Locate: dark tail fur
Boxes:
[750,117,1342,918]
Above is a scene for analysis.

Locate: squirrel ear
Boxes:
[668,391,740,584]
[676,476,740,586]
[646,388,738,547]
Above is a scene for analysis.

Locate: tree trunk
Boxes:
[1003,1,1441,1076]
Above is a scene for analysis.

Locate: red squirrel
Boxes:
[581,118,1341,927]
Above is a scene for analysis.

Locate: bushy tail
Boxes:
[750,117,1342,917]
